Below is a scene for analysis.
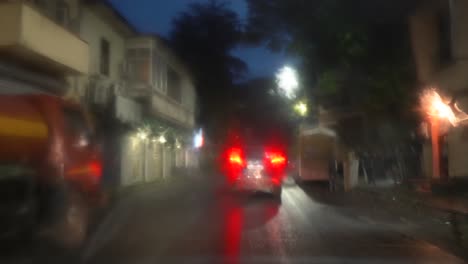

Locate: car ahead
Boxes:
[221,145,287,199]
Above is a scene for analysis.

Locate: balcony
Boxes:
[122,82,152,99]
[151,92,195,129]
[0,2,88,74]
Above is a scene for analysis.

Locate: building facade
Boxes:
[121,36,197,185]
[410,0,468,179]
[0,0,198,187]
[76,2,198,187]
[0,0,88,94]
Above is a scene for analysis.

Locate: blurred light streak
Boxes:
[223,204,243,263]
[194,129,204,148]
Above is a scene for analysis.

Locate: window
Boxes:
[438,0,453,66]
[167,68,182,103]
[127,60,150,83]
[32,0,46,8]
[100,38,110,76]
[126,48,151,83]
[56,0,69,26]
[153,56,167,92]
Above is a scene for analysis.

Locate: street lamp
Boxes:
[276,66,299,99]
[294,101,308,117]
[421,89,458,182]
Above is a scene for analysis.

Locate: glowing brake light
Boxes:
[265,151,286,166]
[228,148,245,166]
[89,161,102,178]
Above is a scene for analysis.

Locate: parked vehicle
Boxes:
[0,95,102,248]
[295,126,337,183]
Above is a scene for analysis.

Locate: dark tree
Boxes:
[246,0,422,144]
[245,1,427,182]
[247,0,420,110]
[169,0,247,140]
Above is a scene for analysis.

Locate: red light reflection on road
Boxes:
[223,202,243,264]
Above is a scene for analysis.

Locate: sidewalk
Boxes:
[350,181,468,260]
[359,179,468,216]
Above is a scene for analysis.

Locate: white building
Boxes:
[0,0,88,94]
[76,1,198,186]
[410,0,468,180]
[0,0,198,187]
[121,36,198,185]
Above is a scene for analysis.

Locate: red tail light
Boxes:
[228,148,245,167]
[89,161,102,178]
[265,151,286,167]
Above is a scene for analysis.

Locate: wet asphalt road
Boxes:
[3,178,466,264]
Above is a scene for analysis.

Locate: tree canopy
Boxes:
[169,0,247,139]
[246,0,420,115]
[246,0,423,148]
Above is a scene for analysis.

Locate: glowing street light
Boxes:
[294,101,308,117]
[276,66,299,99]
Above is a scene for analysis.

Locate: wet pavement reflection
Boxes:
[1,179,465,264]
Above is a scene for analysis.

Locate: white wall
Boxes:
[448,126,468,178]
[121,133,145,186]
[128,37,197,127]
[451,0,468,60]
[79,7,126,82]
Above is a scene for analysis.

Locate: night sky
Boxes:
[108,0,295,79]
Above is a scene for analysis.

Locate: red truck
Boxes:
[0,94,103,247]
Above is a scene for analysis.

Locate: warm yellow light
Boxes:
[421,89,457,126]
[294,101,308,116]
[158,135,167,144]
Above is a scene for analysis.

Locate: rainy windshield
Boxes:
[1,0,468,263]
